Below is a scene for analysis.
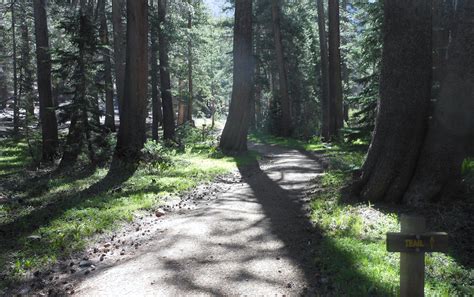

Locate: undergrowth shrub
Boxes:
[141,141,175,171]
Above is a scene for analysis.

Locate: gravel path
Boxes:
[75,143,326,296]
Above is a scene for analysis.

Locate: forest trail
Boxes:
[75,143,325,296]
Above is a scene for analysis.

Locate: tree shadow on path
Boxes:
[237,144,395,296]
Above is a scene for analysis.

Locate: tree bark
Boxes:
[11,0,19,136]
[254,25,263,130]
[327,0,343,137]
[112,0,125,116]
[150,0,162,141]
[316,0,329,140]
[353,0,432,203]
[186,0,194,123]
[404,0,474,205]
[98,0,116,132]
[219,0,253,153]
[111,0,148,168]
[33,0,59,162]
[0,65,7,109]
[0,16,8,109]
[271,0,291,137]
[158,0,175,140]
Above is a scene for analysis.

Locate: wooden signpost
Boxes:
[386,215,448,297]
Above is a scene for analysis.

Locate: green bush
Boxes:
[140,140,175,171]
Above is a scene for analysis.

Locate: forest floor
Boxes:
[1,132,473,296]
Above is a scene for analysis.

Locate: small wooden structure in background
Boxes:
[386,215,448,297]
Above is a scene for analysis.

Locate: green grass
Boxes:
[0,139,31,176]
[0,137,258,289]
[251,132,473,296]
[249,131,327,151]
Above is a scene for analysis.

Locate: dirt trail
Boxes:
[75,143,326,296]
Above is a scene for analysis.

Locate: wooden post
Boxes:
[400,215,425,297]
[387,215,448,297]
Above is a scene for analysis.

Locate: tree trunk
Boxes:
[99,0,116,132]
[219,0,253,153]
[271,0,291,137]
[11,0,19,136]
[404,0,474,205]
[327,0,343,137]
[112,0,125,116]
[316,0,331,141]
[352,0,432,203]
[158,0,175,140]
[186,0,194,123]
[0,65,7,109]
[254,26,263,130]
[0,17,8,109]
[150,0,162,141]
[111,0,148,168]
[33,0,59,162]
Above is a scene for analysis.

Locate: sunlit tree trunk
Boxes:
[111,0,148,169]
[186,0,194,123]
[316,0,331,141]
[112,0,125,116]
[150,0,162,141]
[158,0,175,140]
[33,0,59,162]
[219,0,253,153]
[99,0,116,132]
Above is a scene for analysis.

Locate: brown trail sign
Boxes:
[386,215,448,297]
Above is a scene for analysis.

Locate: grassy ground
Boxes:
[0,132,257,290]
[251,132,474,297]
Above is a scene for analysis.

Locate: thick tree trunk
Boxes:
[11,1,19,136]
[432,0,454,99]
[316,0,331,141]
[353,0,432,203]
[150,0,162,141]
[186,0,193,123]
[271,0,291,137]
[219,0,253,153]
[112,0,125,116]
[327,0,343,137]
[158,0,175,140]
[404,1,474,205]
[111,0,148,168]
[99,0,116,132]
[33,0,59,162]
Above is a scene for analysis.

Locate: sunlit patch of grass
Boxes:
[0,139,30,176]
[309,143,473,296]
[249,131,327,151]
[0,138,258,288]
